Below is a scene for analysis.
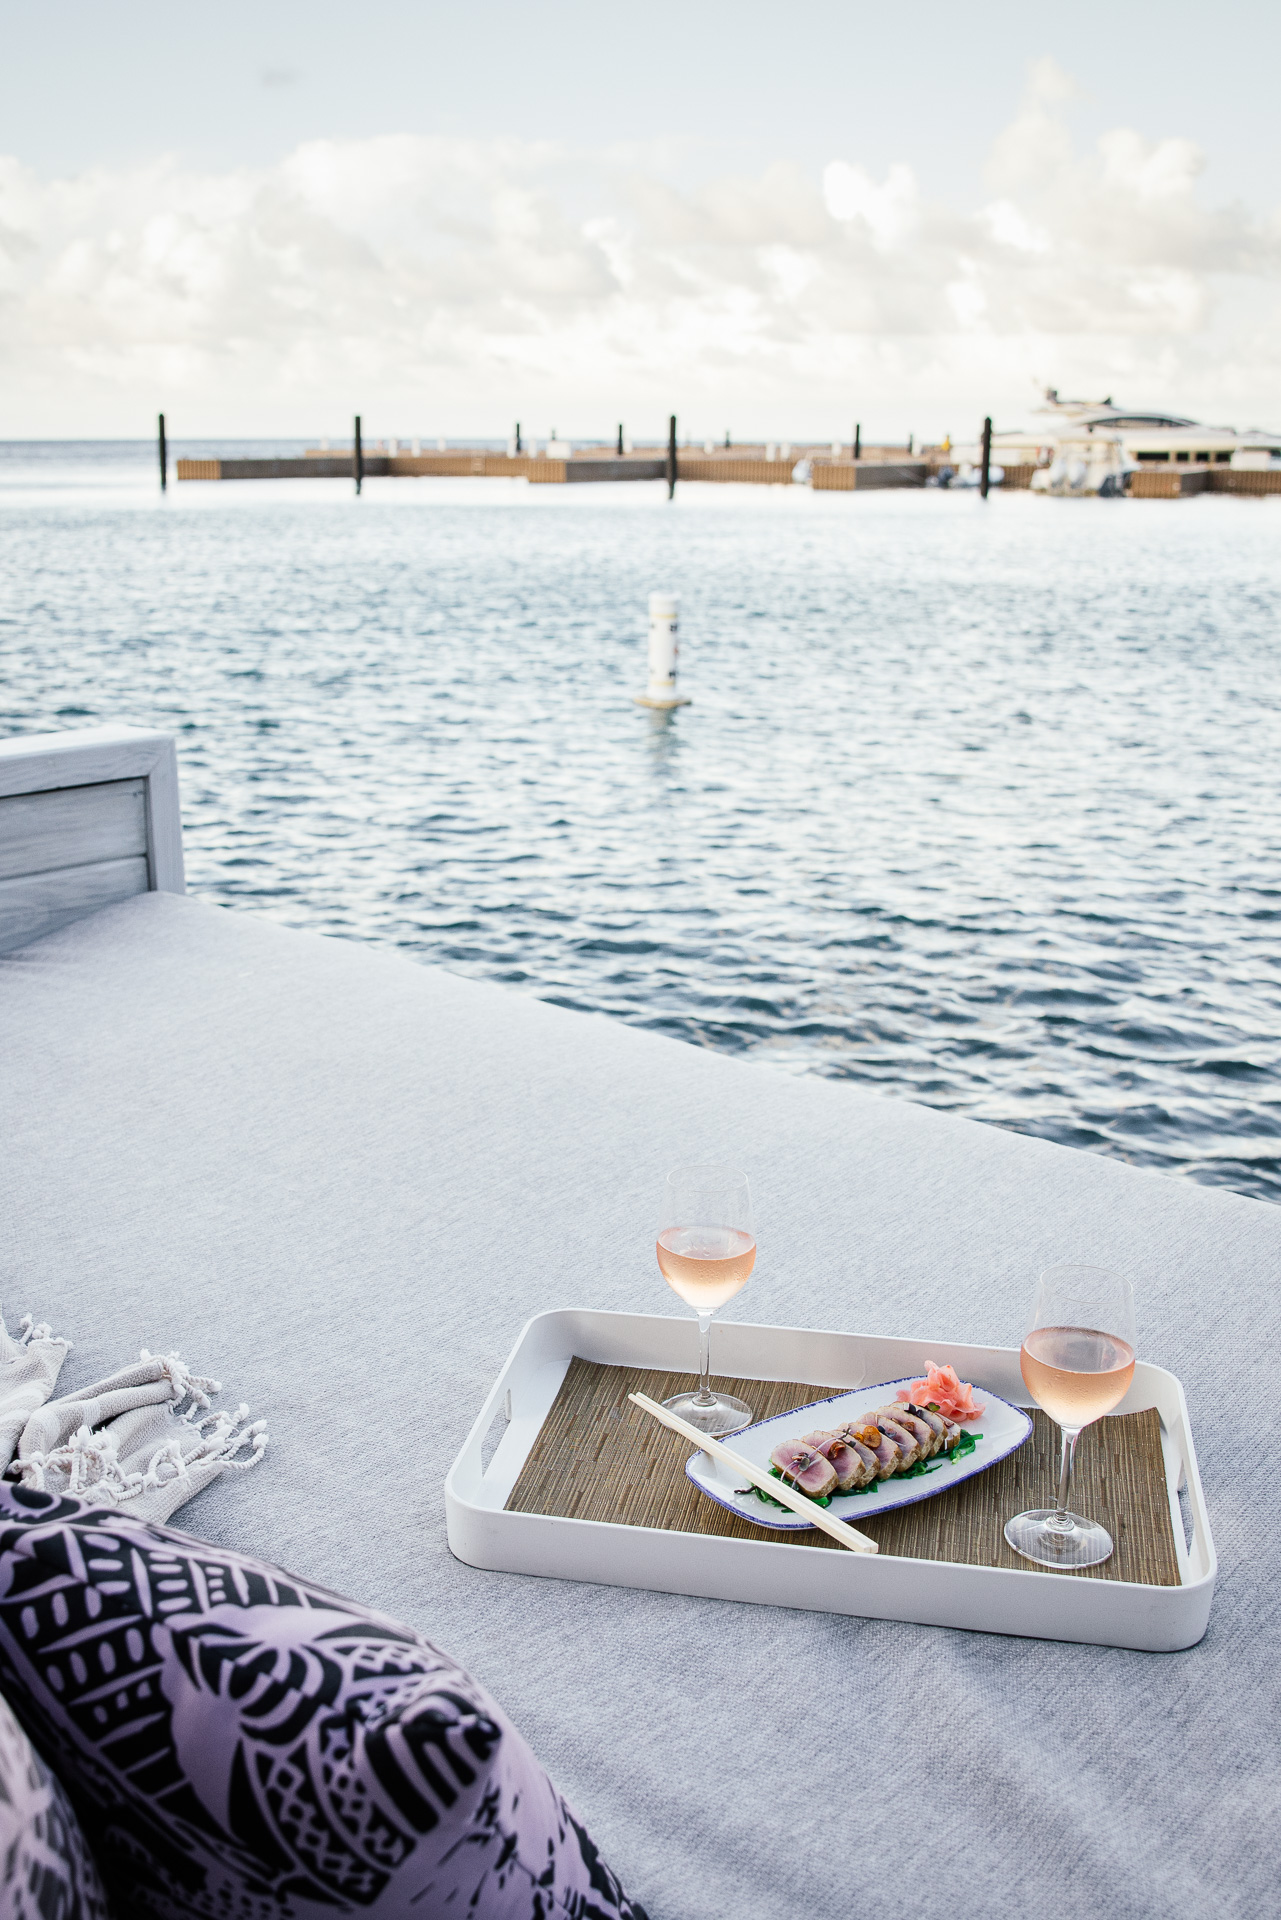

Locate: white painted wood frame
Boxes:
[0,726,185,954]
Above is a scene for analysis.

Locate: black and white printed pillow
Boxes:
[0,1687,111,1920]
[0,1482,646,1920]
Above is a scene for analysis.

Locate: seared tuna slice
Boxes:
[800,1430,864,1492]
[768,1440,838,1499]
[889,1407,939,1456]
[836,1420,902,1480]
[872,1411,923,1468]
[845,1436,882,1482]
[903,1402,947,1445]
[904,1403,962,1453]
[826,1424,881,1484]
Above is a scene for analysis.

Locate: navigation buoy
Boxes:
[634,592,690,710]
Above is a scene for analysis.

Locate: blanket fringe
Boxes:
[139,1348,221,1417]
[16,1314,71,1352]
[15,1404,269,1507]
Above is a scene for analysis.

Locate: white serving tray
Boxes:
[444,1309,1216,1653]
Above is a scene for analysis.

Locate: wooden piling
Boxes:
[667,415,677,498]
[354,415,363,495]
[158,413,167,492]
[980,416,992,499]
[854,422,861,460]
[515,422,522,453]
[617,423,624,456]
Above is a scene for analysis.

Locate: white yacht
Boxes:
[951,390,1281,495]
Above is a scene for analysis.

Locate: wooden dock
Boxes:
[173,444,1281,497]
[176,440,935,489]
[176,452,666,484]
[1130,467,1281,498]
[812,460,928,491]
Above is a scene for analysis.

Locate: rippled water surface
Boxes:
[4,441,1281,1200]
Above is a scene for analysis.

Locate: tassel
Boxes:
[139,1348,221,1416]
[16,1314,71,1351]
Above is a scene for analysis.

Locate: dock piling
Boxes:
[354,415,363,496]
[515,422,522,453]
[667,415,677,499]
[980,416,992,499]
[617,423,624,457]
[854,423,861,460]
[158,413,167,492]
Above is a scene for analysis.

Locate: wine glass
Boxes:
[657,1165,756,1436]
[1004,1264,1137,1569]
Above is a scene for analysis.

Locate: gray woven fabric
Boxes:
[1,892,1277,1920]
[0,1315,72,1468]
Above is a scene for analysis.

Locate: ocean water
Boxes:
[3,440,1280,1202]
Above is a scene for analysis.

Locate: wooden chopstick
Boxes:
[627,1391,878,1555]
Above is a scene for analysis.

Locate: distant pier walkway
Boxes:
[174,443,1281,496]
[176,443,949,490]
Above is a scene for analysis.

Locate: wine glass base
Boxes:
[1004,1508,1114,1569]
[662,1390,753,1437]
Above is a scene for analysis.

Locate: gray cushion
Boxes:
[1,893,1277,1920]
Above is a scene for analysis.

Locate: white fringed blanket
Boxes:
[0,1312,267,1523]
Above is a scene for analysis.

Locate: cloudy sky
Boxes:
[2,0,1278,441]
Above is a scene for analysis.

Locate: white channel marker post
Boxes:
[634,592,690,710]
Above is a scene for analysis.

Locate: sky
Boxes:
[1,0,1279,441]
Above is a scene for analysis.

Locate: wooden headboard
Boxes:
[0,727,185,955]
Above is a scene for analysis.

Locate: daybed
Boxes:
[1,727,1276,1918]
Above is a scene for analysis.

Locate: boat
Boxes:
[1017,391,1279,495]
[945,391,1281,496]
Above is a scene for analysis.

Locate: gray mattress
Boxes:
[1,892,1276,1920]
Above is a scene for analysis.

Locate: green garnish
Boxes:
[766,1464,832,1506]
[896,1457,942,1480]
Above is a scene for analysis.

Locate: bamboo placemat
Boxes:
[505,1358,1182,1586]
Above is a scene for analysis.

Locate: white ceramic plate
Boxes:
[685,1378,1033,1531]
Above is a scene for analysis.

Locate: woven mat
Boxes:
[505,1358,1182,1586]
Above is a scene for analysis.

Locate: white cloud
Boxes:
[822,161,920,247]
[1098,128,1203,204]
[0,64,1278,436]
[984,57,1080,198]
[982,201,1050,255]
[946,270,987,328]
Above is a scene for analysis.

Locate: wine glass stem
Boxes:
[1049,1424,1082,1531]
[693,1312,715,1407]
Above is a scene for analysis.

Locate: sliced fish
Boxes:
[872,1410,924,1468]
[768,1390,976,1508]
[835,1419,902,1480]
[887,1406,940,1456]
[800,1429,868,1491]
[902,1402,962,1452]
[768,1439,838,1499]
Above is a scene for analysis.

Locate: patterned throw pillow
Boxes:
[0,1483,647,1920]
[0,1688,111,1920]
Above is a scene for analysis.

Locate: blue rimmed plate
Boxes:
[684,1378,1033,1530]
